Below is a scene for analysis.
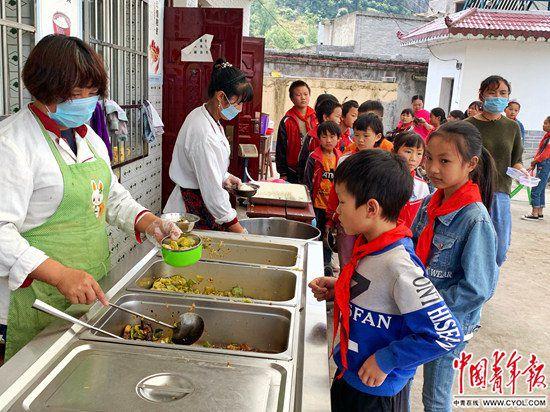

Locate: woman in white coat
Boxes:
[164,59,253,233]
[0,35,180,360]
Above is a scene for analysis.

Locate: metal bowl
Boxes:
[161,234,203,267]
[240,218,321,241]
[231,183,260,198]
[160,212,200,233]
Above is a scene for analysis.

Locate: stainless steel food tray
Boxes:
[81,293,296,361]
[200,235,300,268]
[8,341,292,412]
[126,259,299,306]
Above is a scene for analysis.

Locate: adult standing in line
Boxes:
[465,75,528,266]
[164,59,253,232]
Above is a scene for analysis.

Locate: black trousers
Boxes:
[314,208,332,268]
[331,374,411,412]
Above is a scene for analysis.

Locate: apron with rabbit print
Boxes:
[5,117,111,360]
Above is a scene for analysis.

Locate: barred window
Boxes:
[0,0,35,117]
[85,0,149,168]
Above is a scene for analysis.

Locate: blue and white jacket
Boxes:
[411,197,499,340]
[334,237,464,396]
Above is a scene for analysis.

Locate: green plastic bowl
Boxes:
[161,234,203,267]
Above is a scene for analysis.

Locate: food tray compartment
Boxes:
[81,293,295,361]
[127,259,298,306]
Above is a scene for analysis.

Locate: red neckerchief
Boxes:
[288,106,316,132]
[333,223,412,377]
[415,180,481,265]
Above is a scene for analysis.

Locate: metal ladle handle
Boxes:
[32,299,124,340]
[108,302,175,329]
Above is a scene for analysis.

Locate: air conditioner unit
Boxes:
[381,76,397,83]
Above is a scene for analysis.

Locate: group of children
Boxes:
[276,80,503,412]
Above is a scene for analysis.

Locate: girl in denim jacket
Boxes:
[411,121,499,412]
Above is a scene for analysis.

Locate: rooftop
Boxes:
[398,7,550,45]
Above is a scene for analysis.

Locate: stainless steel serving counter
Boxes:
[0,231,331,411]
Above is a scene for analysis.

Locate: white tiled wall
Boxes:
[107,82,163,267]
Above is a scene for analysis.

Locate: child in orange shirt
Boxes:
[340,100,359,152]
[304,121,342,275]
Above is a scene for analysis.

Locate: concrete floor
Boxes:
[326,188,550,412]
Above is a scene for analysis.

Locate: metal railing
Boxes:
[84,0,149,168]
[0,0,35,116]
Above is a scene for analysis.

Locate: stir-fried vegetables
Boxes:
[151,274,246,298]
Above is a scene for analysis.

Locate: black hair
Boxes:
[317,121,341,138]
[392,131,425,153]
[342,100,359,117]
[507,100,521,109]
[479,75,511,98]
[315,98,342,124]
[431,107,447,124]
[334,150,412,222]
[358,100,384,117]
[208,58,253,103]
[314,94,338,112]
[354,113,384,147]
[449,109,466,120]
[289,80,310,99]
[411,95,424,103]
[401,108,414,116]
[468,101,483,111]
[429,121,496,210]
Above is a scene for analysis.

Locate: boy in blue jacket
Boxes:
[309,150,464,412]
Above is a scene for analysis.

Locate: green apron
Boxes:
[5,117,112,360]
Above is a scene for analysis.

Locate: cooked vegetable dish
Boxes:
[122,320,172,343]
[162,235,199,251]
[151,274,245,298]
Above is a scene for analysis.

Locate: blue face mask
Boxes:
[49,95,100,128]
[220,93,241,121]
[483,97,509,114]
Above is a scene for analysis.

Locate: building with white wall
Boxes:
[399,7,550,139]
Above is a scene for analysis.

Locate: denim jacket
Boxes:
[411,197,499,339]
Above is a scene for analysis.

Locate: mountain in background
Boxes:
[251,0,428,50]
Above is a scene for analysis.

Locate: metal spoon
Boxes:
[32,299,124,340]
[171,312,204,345]
[108,302,204,345]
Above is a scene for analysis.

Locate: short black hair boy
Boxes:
[318,120,341,138]
[354,113,384,147]
[316,98,342,124]
[288,80,310,98]
[358,100,384,117]
[342,100,359,117]
[334,150,412,221]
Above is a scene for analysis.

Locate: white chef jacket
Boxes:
[164,105,237,225]
[0,105,147,324]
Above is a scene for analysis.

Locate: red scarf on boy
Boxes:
[332,223,412,377]
[415,180,481,265]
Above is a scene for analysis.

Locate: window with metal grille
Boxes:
[0,0,35,117]
[85,0,149,168]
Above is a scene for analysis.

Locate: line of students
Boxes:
[308,121,499,412]
[271,79,509,411]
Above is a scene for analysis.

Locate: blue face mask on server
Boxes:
[48,95,100,128]
[483,97,509,114]
[220,92,241,121]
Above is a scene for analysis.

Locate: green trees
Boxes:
[251,0,411,50]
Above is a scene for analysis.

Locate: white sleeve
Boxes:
[187,137,237,224]
[87,129,148,235]
[0,136,48,289]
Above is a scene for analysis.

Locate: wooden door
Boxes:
[236,36,265,179]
